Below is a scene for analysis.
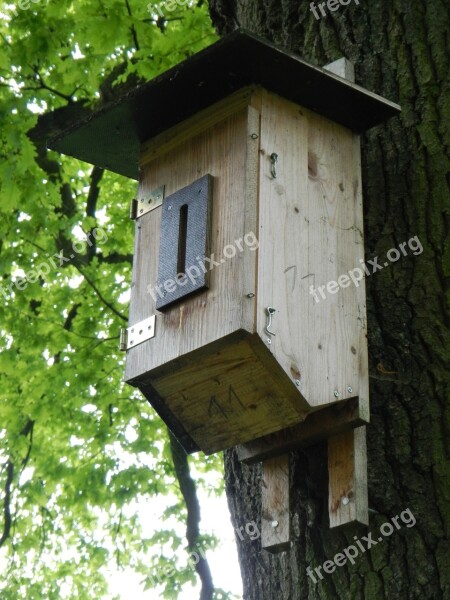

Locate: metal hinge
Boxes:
[119,315,156,351]
[130,186,165,220]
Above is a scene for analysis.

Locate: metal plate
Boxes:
[156,175,212,311]
[126,315,156,350]
[136,186,165,218]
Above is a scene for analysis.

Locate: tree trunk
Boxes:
[209,1,450,598]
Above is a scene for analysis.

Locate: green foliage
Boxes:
[0,0,222,597]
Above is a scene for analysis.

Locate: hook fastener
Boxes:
[265,307,276,337]
[270,153,278,179]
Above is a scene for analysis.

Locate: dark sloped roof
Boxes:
[48,30,401,180]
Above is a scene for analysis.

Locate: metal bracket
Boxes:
[130,186,165,220]
[119,315,156,351]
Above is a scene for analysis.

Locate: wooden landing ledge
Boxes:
[236,397,365,464]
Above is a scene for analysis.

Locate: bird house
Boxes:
[50,31,400,540]
[50,31,399,456]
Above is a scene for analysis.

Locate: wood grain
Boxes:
[237,397,364,464]
[137,331,309,454]
[328,427,368,527]
[257,89,369,415]
[126,107,256,381]
[261,454,290,552]
[321,60,369,529]
[125,84,369,455]
[126,100,309,453]
[140,87,256,167]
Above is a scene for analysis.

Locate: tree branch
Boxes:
[31,69,76,103]
[97,252,133,265]
[73,263,128,322]
[85,166,104,260]
[0,461,14,548]
[20,420,35,477]
[168,430,214,600]
[63,303,81,331]
[124,0,140,51]
[86,166,103,219]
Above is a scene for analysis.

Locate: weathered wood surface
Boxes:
[237,397,363,464]
[261,454,290,553]
[256,89,369,415]
[127,101,311,453]
[139,331,310,454]
[126,107,256,382]
[328,427,368,527]
[322,59,368,528]
[126,84,370,454]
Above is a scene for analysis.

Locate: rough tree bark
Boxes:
[208,1,450,598]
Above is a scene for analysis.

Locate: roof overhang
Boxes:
[48,30,401,180]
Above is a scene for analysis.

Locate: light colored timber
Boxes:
[127,107,256,381]
[328,427,368,527]
[322,59,368,529]
[237,397,364,464]
[261,454,290,553]
[140,86,257,166]
[127,83,369,456]
[140,331,310,455]
[241,104,261,332]
[256,88,369,413]
[126,103,310,453]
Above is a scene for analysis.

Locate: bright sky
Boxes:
[107,490,243,599]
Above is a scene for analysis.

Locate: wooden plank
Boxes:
[139,331,310,455]
[140,87,256,166]
[305,107,367,412]
[237,397,364,464]
[323,59,368,529]
[241,104,261,333]
[261,454,290,552]
[324,58,369,420]
[126,107,258,383]
[256,89,369,413]
[127,103,311,453]
[328,427,368,527]
[255,90,310,410]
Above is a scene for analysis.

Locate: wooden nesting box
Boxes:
[50,31,400,457]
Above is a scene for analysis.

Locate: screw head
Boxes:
[267,338,272,345]
[347,387,353,394]
[246,293,255,298]
[250,133,259,139]
[334,391,340,398]
[271,520,279,528]
[295,380,301,387]
[342,497,350,506]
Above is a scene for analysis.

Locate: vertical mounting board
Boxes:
[323,58,369,529]
[328,427,368,527]
[261,454,290,553]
